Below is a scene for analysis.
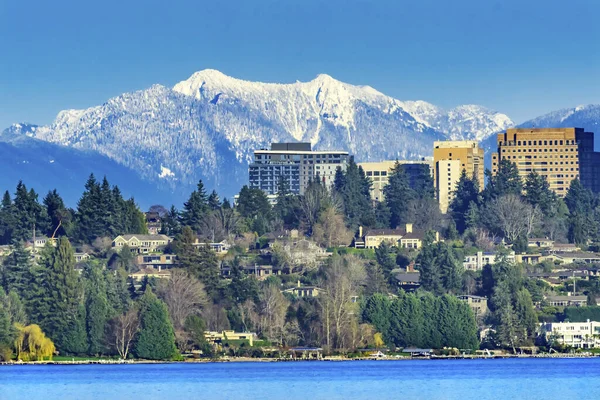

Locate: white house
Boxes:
[540,320,600,349]
[463,251,515,271]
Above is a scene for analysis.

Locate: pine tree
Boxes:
[84,263,110,355]
[384,162,415,228]
[76,174,104,242]
[0,190,16,244]
[35,238,83,352]
[449,170,480,233]
[134,290,177,360]
[483,160,523,201]
[43,189,71,238]
[11,181,49,242]
[180,180,209,231]
[161,205,181,236]
[334,158,375,229]
[2,241,33,299]
[274,176,300,228]
[565,179,596,244]
[208,190,221,210]
[524,171,555,215]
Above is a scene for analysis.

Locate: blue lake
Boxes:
[1,358,599,400]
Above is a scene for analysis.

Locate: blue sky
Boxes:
[1,0,598,129]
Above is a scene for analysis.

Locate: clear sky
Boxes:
[1,0,599,129]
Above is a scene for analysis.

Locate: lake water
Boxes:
[1,358,599,400]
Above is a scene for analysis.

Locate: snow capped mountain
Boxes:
[3,69,515,199]
[399,102,513,141]
[518,105,600,148]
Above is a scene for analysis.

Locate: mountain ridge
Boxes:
[3,69,597,204]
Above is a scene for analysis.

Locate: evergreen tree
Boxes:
[208,190,221,210]
[417,242,462,295]
[373,202,391,229]
[35,238,83,352]
[0,190,16,244]
[334,158,375,229]
[161,205,182,236]
[364,261,389,296]
[134,290,177,360]
[2,241,33,299]
[43,189,71,238]
[105,268,130,315]
[180,180,209,231]
[84,263,110,355]
[483,160,523,201]
[274,176,301,228]
[75,174,104,242]
[449,170,480,233]
[523,171,555,214]
[383,162,415,228]
[375,242,397,285]
[11,181,49,242]
[565,179,596,244]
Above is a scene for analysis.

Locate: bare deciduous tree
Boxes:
[109,307,140,359]
[312,206,353,247]
[299,183,341,234]
[491,194,540,243]
[319,255,366,350]
[258,282,289,344]
[159,269,209,330]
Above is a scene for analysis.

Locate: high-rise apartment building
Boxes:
[249,143,349,195]
[358,159,434,202]
[491,128,600,196]
[433,141,485,213]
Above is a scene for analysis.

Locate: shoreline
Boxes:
[2,353,598,366]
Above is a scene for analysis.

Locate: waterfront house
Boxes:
[204,330,257,346]
[457,295,488,317]
[545,294,587,307]
[540,320,600,349]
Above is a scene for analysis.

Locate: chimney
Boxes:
[359,226,363,238]
[407,261,415,272]
[406,223,413,233]
[297,280,301,288]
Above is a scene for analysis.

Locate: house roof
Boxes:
[546,295,587,302]
[395,272,421,282]
[553,243,578,248]
[400,230,427,240]
[118,234,169,241]
[457,295,487,301]
[556,252,600,259]
[365,228,407,237]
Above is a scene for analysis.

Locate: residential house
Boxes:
[394,272,421,292]
[359,224,438,249]
[528,238,554,248]
[515,253,543,265]
[145,212,162,235]
[545,294,587,307]
[540,320,600,349]
[545,252,600,265]
[112,234,170,254]
[283,281,321,298]
[28,235,56,250]
[205,330,257,346]
[74,252,90,263]
[463,251,515,271]
[550,243,581,253]
[136,254,178,270]
[457,295,488,317]
[129,267,171,281]
[195,238,230,254]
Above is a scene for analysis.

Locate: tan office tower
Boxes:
[491,128,600,196]
[433,141,485,213]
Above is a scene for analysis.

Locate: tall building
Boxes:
[249,143,349,195]
[358,159,434,202]
[433,141,485,213]
[491,128,600,196]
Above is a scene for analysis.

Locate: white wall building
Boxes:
[463,251,516,271]
[540,320,600,349]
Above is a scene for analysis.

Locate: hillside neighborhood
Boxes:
[2,127,600,362]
